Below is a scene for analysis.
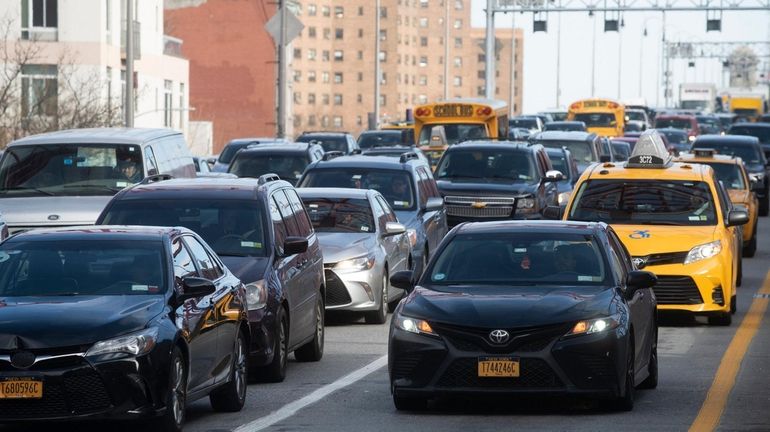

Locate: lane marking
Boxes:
[233,354,388,432]
[688,271,770,432]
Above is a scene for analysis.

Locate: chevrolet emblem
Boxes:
[471,201,487,209]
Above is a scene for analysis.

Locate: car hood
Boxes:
[317,232,374,264]
[610,225,717,256]
[220,256,269,284]
[0,196,113,228]
[402,285,614,328]
[436,180,537,196]
[0,295,165,349]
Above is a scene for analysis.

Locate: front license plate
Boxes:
[0,378,43,399]
[477,357,520,378]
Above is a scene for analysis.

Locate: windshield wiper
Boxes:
[441,175,485,180]
[216,252,253,257]
[633,220,685,226]
[0,186,55,196]
[63,184,123,192]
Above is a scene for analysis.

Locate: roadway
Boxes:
[6,225,770,432]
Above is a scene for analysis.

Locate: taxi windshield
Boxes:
[426,233,609,287]
[573,113,617,128]
[569,180,717,226]
[701,163,746,190]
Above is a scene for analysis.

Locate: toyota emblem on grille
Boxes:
[632,257,648,269]
[489,329,510,344]
[10,351,36,369]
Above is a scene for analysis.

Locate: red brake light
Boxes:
[570,102,581,110]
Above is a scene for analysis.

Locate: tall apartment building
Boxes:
[0,0,190,148]
[289,0,523,135]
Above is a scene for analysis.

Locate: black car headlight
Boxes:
[245,279,267,310]
[565,315,620,337]
[86,327,159,357]
[516,197,537,214]
[394,315,437,337]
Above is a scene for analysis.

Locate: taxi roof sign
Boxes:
[626,129,672,168]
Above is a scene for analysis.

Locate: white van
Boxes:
[0,128,196,233]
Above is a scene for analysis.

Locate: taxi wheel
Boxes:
[731,295,737,314]
[708,313,732,326]
[742,233,757,258]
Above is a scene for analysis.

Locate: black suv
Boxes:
[97,176,326,382]
[228,142,325,185]
[212,137,288,172]
[296,131,360,155]
[298,153,447,272]
[434,141,561,226]
[728,122,770,159]
[530,131,611,175]
[691,134,770,215]
[357,130,411,148]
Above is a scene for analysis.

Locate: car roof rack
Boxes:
[322,151,344,161]
[141,174,174,184]
[399,152,419,163]
[257,173,281,185]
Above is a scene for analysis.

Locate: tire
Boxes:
[210,330,248,412]
[393,394,428,411]
[255,307,288,383]
[153,347,187,432]
[365,271,388,324]
[708,313,732,326]
[295,293,325,362]
[743,230,757,258]
[638,329,658,390]
[731,294,737,315]
[612,340,635,412]
[387,298,401,314]
[760,192,769,216]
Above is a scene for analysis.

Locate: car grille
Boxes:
[0,369,112,419]
[433,322,570,354]
[444,195,516,219]
[632,251,688,269]
[436,358,563,388]
[324,269,352,306]
[653,275,703,305]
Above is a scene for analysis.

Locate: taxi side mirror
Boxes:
[726,209,749,227]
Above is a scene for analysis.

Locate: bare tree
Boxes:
[0,16,122,148]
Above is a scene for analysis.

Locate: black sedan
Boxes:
[0,227,249,431]
[388,221,658,411]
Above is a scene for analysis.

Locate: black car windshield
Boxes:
[300,168,416,210]
[435,149,536,182]
[426,233,608,287]
[418,124,487,145]
[701,163,746,190]
[569,180,717,226]
[297,136,348,153]
[691,143,762,164]
[302,198,375,233]
[218,142,253,164]
[544,123,584,132]
[655,118,692,129]
[101,200,268,257]
[358,132,405,148]
[0,240,166,296]
[730,126,770,144]
[228,153,309,184]
[535,140,595,163]
[626,111,646,121]
[0,144,143,197]
[509,118,539,129]
[573,113,617,128]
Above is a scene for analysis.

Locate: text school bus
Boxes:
[567,99,626,138]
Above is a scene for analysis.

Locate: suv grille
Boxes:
[444,195,515,218]
[653,275,703,305]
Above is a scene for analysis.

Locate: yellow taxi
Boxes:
[675,149,759,257]
[561,130,749,325]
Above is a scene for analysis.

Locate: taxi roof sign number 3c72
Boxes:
[626,130,673,169]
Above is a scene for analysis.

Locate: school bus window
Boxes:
[418,124,486,145]
[573,113,617,127]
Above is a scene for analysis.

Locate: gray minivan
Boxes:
[0,128,195,233]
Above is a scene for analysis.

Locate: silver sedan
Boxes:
[297,187,411,324]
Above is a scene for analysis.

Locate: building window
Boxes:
[308,93,316,104]
[358,6,364,15]
[379,7,387,18]
[379,94,386,106]
[358,28,363,38]
[418,94,428,104]
[333,116,342,128]
[419,56,427,67]
[178,82,185,129]
[380,72,387,84]
[293,115,302,128]
[453,76,462,87]
[308,70,316,82]
[454,37,462,48]
[293,48,301,59]
[322,50,330,61]
[419,17,428,28]
[420,36,428,47]
[334,6,344,18]
[453,19,462,29]
[163,80,173,127]
[322,72,330,83]
[308,4,316,15]
[419,75,427,86]
[334,72,343,83]
[477,70,485,79]
[420,0,429,7]
[293,70,301,82]
[478,54,485,62]
[323,28,330,39]
[357,116,363,125]
[308,49,316,60]
[357,51,363,60]
[322,5,330,16]
[379,51,387,62]
[335,28,343,39]
[454,56,462,67]
[455,0,463,9]
[334,50,344,61]
[334,94,343,105]
[357,72,363,82]
[22,0,59,40]
[293,92,301,104]
[380,30,387,41]
[357,94,362,103]
[308,26,316,38]
[321,116,329,127]
[322,94,330,105]
[308,115,316,126]
[21,64,57,117]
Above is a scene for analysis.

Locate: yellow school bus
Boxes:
[413,98,509,168]
[567,98,625,138]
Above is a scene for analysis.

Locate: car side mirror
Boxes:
[625,270,657,299]
[384,222,406,236]
[390,270,415,293]
[282,236,309,256]
[599,155,612,163]
[727,209,749,227]
[177,277,216,304]
[543,170,563,182]
[205,156,217,166]
[423,196,444,212]
[543,205,565,220]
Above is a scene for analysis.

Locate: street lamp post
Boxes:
[374,0,381,128]
[590,11,597,97]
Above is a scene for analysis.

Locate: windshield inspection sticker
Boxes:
[361,226,370,232]
[578,276,593,282]
[433,273,446,281]
[116,181,129,187]
[514,248,527,253]
[131,285,149,292]
[689,216,700,221]
[394,201,408,206]
[241,241,262,248]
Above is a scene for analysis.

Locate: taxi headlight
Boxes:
[395,315,436,336]
[684,240,722,264]
[86,327,159,357]
[558,191,571,205]
[334,254,376,273]
[566,315,620,336]
[245,280,267,310]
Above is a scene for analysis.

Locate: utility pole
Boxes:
[485,0,496,99]
[443,0,449,99]
[662,11,670,107]
[617,22,622,100]
[374,0,381,127]
[555,12,562,108]
[509,12,516,115]
[591,12,597,97]
[276,0,288,138]
[125,0,134,127]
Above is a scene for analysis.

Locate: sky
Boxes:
[470,0,770,113]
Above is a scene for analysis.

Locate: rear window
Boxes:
[358,132,405,148]
[300,168,415,210]
[655,118,693,129]
[729,126,770,144]
[218,142,252,164]
[302,197,375,233]
[229,153,309,184]
[691,142,762,164]
[297,136,348,153]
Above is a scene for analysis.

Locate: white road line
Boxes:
[232,354,389,432]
